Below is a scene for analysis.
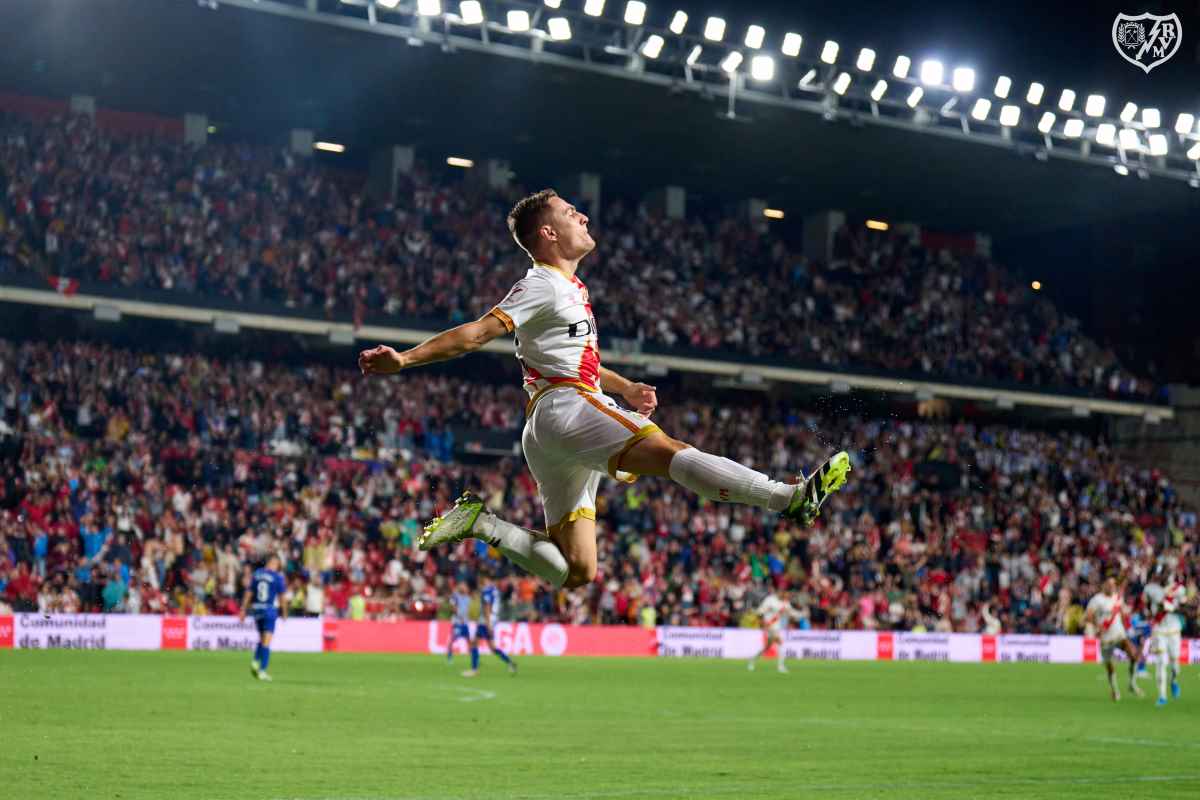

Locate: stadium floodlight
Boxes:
[1084,94,1105,117]
[1119,102,1137,123]
[1175,113,1195,134]
[1114,164,1130,176]
[1063,118,1084,138]
[951,67,974,92]
[416,0,440,16]
[870,79,888,102]
[751,55,775,81]
[919,60,943,85]
[458,0,483,24]
[745,25,765,49]
[798,68,818,87]
[866,219,889,231]
[1057,89,1075,112]
[993,75,1011,98]
[1037,111,1055,133]
[720,51,743,74]
[669,11,687,34]
[584,0,605,17]
[446,156,474,168]
[1095,123,1116,146]
[1148,134,1168,156]
[641,33,664,58]
[763,208,785,219]
[999,104,1020,127]
[314,141,345,153]
[781,32,802,57]
[820,40,839,64]
[623,1,645,25]
[1142,108,1161,128]
[376,0,400,8]
[1025,82,1044,105]
[703,17,726,41]
[547,16,571,40]
[906,86,923,107]
[892,55,911,78]
[506,9,530,31]
[971,98,991,120]
[1188,142,1200,160]
[543,0,562,7]
[832,71,851,95]
[686,44,702,65]
[1118,128,1139,150]
[856,48,875,71]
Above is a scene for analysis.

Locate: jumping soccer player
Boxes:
[1083,577,1142,701]
[748,592,804,673]
[463,576,517,677]
[446,582,473,672]
[1144,573,1186,706]
[240,554,286,682]
[359,190,850,589]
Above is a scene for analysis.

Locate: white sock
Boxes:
[1107,669,1118,694]
[668,447,795,512]
[1157,658,1169,700]
[476,513,568,588]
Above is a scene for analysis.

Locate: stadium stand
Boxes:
[0,109,1161,400]
[0,338,1191,634]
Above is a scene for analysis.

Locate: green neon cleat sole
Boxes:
[419,492,485,551]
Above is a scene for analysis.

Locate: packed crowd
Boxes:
[0,339,1192,634]
[0,110,1158,399]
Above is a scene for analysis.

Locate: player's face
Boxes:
[1103,577,1117,595]
[546,196,594,258]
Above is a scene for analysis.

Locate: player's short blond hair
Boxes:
[507,189,558,256]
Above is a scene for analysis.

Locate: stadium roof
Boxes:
[2,0,1199,238]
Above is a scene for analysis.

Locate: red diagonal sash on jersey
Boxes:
[1100,604,1122,633]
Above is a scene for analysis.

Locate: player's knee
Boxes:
[564,560,597,589]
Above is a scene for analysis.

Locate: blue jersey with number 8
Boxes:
[251,568,286,614]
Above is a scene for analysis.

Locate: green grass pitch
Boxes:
[2,651,1198,799]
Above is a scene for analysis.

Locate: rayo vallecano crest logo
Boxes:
[1113,13,1182,73]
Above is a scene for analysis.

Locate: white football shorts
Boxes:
[522,387,659,532]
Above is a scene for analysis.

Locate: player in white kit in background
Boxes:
[359,189,851,591]
[1144,571,1188,706]
[748,592,804,673]
[1083,577,1143,701]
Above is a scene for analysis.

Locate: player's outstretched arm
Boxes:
[358,313,509,375]
[599,366,658,416]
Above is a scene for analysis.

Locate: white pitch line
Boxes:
[272,773,1200,800]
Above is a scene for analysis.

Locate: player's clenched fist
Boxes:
[358,345,404,375]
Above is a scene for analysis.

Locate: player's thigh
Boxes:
[549,514,598,589]
[617,432,692,478]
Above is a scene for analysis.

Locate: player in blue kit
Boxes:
[463,576,517,677]
[1128,612,1152,678]
[240,554,286,682]
[446,582,473,672]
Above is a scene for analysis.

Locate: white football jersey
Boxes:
[1085,592,1127,642]
[1144,583,1184,634]
[489,263,601,405]
[756,595,796,632]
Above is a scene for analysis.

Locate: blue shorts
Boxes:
[474,624,492,641]
[451,623,471,641]
[253,609,278,635]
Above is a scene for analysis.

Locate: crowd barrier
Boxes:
[0,615,1193,664]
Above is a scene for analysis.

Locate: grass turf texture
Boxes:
[2,652,1198,799]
